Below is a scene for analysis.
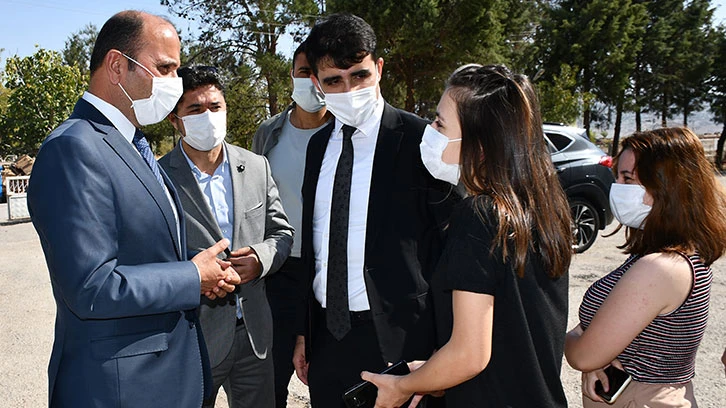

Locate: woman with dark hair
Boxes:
[361,64,572,407]
[565,127,726,407]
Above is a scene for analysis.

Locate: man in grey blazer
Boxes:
[159,65,294,408]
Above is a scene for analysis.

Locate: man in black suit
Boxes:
[292,13,458,408]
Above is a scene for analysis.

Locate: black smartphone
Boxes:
[342,360,411,408]
[594,365,632,404]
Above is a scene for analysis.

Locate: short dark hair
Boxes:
[89,11,146,74]
[174,65,224,112]
[304,13,377,75]
[292,41,307,71]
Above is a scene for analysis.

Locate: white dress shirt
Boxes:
[312,96,385,311]
[180,144,234,244]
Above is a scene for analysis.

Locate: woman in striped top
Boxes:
[565,127,726,407]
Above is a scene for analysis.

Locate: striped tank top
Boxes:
[578,253,712,383]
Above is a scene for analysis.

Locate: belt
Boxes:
[322,308,373,322]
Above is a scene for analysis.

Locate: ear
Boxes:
[167,112,183,135]
[376,57,384,79]
[105,50,125,85]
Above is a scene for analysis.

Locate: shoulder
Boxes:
[158,147,176,167]
[629,252,692,282]
[387,104,428,129]
[227,143,268,167]
[258,108,289,132]
[449,196,497,240]
[38,118,110,161]
[623,252,693,311]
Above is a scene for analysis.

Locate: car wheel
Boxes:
[570,198,599,253]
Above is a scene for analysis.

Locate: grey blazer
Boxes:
[159,142,294,366]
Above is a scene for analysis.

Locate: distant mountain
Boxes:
[589,110,723,138]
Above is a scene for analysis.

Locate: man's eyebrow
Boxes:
[435,111,444,123]
[322,74,342,84]
[351,68,371,77]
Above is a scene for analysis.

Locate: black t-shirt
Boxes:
[432,196,569,407]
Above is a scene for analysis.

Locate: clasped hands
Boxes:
[192,239,262,300]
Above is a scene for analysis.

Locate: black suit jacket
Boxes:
[301,103,460,363]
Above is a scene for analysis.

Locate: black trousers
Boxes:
[266,256,306,408]
[307,304,386,408]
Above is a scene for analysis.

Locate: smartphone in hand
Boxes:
[594,365,632,404]
[342,361,410,408]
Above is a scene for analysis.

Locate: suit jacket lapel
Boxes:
[302,122,334,261]
[166,143,225,244]
[226,143,247,249]
[76,98,183,260]
[366,103,404,255]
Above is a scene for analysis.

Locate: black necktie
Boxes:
[132,130,165,188]
[326,125,356,340]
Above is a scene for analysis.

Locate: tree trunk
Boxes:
[635,108,641,132]
[683,103,689,128]
[660,92,668,128]
[716,108,726,170]
[611,90,624,157]
[404,60,416,113]
[266,72,278,117]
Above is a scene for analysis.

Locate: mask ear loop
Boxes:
[116,51,155,109]
[120,52,156,78]
[118,83,135,109]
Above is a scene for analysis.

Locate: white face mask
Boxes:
[291,77,325,113]
[319,75,379,128]
[179,110,227,152]
[609,183,652,229]
[420,124,461,185]
[118,53,183,126]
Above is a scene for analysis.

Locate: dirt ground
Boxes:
[0,198,724,407]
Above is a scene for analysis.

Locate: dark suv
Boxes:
[544,123,615,253]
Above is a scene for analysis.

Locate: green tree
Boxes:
[542,0,647,140]
[709,25,726,169]
[328,0,522,116]
[536,63,584,125]
[0,48,86,155]
[633,0,683,128]
[226,62,274,149]
[162,0,320,118]
[62,24,98,76]
[671,0,714,128]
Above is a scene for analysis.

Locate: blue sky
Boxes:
[0,0,297,67]
[2,0,726,69]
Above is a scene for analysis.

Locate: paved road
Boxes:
[1,203,724,407]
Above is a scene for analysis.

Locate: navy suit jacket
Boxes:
[28,98,211,407]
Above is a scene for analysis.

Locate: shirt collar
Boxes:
[180,142,229,179]
[82,91,137,143]
[332,96,385,140]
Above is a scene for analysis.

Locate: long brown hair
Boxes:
[446,64,572,278]
[615,127,726,265]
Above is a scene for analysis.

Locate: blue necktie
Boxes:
[132,130,165,188]
[326,124,356,340]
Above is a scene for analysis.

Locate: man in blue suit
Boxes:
[27,10,240,407]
